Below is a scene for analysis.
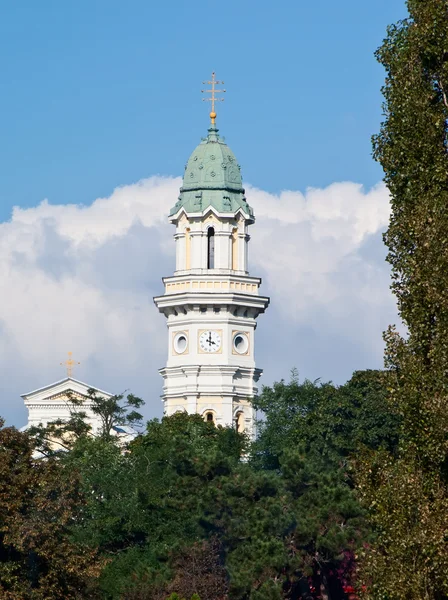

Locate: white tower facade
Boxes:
[154,116,269,436]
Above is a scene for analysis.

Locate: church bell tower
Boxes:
[154,74,269,436]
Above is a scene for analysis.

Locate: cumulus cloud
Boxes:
[0,176,398,427]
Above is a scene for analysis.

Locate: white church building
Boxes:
[21,375,111,436]
[21,75,269,440]
[21,354,135,443]
[154,80,269,437]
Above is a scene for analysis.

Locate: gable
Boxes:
[22,377,113,404]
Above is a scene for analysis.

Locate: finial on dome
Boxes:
[201,71,225,125]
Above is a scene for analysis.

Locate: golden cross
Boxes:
[60,351,80,378]
[201,72,226,125]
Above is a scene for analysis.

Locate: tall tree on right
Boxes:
[357,1,448,598]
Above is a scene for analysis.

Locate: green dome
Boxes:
[170,125,254,218]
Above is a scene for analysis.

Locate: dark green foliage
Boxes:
[253,369,400,469]
[206,453,365,599]
[250,371,398,598]
[1,366,401,599]
[39,365,396,600]
[165,595,201,600]
[121,540,225,600]
[66,413,244,598]
[64,401,383,599]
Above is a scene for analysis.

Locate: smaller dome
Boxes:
[182,126,243,192]
[170,125,253,219]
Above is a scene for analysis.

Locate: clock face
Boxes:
[199,330,222,353]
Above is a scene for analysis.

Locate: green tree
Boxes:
[0,419,102,599]
[357,1,448,598]
[204,453,364,599]
[65,413,245,598]
[250,371,398,599]
[86,389,144,441]
[121,539,225,600]
[253,370,399,469]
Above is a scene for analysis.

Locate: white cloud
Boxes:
[0,177,398,428]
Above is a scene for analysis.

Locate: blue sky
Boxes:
[0,1,408,427]
[0,0,406,221]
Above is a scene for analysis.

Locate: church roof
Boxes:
[169,124,254,219]
[21,377,113,401]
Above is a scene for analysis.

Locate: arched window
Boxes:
[205,411,214,423]
[207,227,215,269]
[231,227,238,270]
[235,411,245,433]
[185,227,191,270]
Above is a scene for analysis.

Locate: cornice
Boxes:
[154,292,270,315]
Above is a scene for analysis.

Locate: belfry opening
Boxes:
[207,227,215,269]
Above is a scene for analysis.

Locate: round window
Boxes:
[233,333,249,355]
[174,332,188,354]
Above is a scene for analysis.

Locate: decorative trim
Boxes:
[25,403,94,410]
[232,330,250,356]
[165,280,259,293]
[172,330,189,355]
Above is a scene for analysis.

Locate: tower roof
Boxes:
[169,124,254,219]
